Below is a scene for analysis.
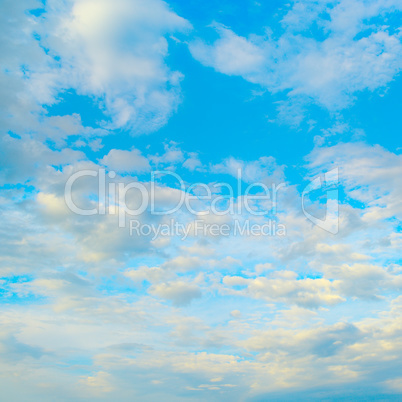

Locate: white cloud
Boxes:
[125,266,172,284]
[79,371,114,394]
[0,0,191,138]
[212,156,285,184]
[190,24,265,77]
[149,281,202,306]
[222,273,344,308]
[189,0,402,112]
[149,142,186,166]
[163,256,203,272]
[384,377,402,393]
[0,134,85,185]
[100,148,150,173]
[183,152,203,171]
[308,142,402,220]
[41,0,191,132]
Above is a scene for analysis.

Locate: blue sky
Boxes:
[1,0,402,400]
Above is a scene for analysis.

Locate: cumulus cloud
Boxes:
[190,24,265,77]
[100,148,150,174]
[183,152,203,171]
[41,0,191,132]
[149,281,202,306]
[125,266,173,284]
[189,0,402,112]
[1,0,191,137]
[222,272,344,308]
[308,142,402,220]
[149,141,187,166]
[0,134,85,185]
[212,155,285,184]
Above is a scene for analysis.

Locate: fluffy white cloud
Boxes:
[149,281,202,306]
[100,148,150,173]
[183,152,202,171]
[222,272,344,308]
[308,142,402,220]
[190,0,402,112]
[190,24,265,77]
[0,0,191,138]
[212,155,285,184]
[41,0,191,132]
[0,134,85,185]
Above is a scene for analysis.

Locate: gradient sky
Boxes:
[1,0,402,400]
